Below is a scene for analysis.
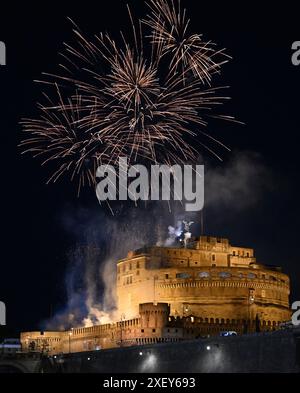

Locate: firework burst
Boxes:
[20,0,234,194]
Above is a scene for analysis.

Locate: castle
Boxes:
[21,235,291,355]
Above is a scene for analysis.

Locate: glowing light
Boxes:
[139,351,143,356]
[140,353,157,371]
[206,346,211,351]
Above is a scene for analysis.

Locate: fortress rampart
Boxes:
[21,236,291,355]
[117,236,290,325]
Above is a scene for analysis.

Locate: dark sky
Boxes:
[0,1,299,332]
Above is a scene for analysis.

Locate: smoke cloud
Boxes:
[205,151,271,210]
[43,203,195,330]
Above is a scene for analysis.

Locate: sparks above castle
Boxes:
[21,235,291,354]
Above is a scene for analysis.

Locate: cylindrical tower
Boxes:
[117,236,291,333]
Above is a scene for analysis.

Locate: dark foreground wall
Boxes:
[45,328,300,373]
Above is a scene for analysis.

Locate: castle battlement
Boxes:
[20,235,291,356]
[116,236,290,324]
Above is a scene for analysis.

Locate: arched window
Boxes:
[219,272,231,278]
[199,272,210,278]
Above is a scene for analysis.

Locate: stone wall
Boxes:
[46,328,300,373]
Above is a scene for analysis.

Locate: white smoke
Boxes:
[43,204,187,330]
[156,221,183,246]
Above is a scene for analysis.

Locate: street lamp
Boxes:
[248,289,255,333]
[153,275,158,305]
[68,328,73,354]
[182,303,189,316]
[120,314,125,347]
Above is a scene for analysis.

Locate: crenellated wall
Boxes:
[46,328,300,373]
[117,236,290,324]
[21,236,292,356]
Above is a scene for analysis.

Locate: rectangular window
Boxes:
[212,254,216,261]
[176,272,191,279]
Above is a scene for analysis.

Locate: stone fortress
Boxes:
[21,235,291,355]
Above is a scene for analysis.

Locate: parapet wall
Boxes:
[46,328,300,373]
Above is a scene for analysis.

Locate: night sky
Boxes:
[1,1,299,332]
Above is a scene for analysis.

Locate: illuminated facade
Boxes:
[21,236,291,355]
[117,236,291,325]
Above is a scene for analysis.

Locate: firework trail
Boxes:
[20,0,234,194]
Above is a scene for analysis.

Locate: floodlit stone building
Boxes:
[21,236,291,355]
